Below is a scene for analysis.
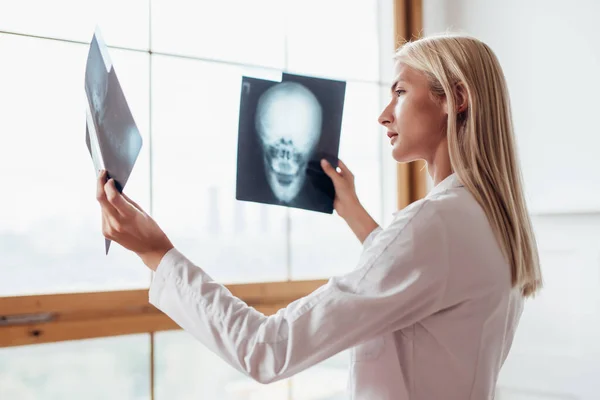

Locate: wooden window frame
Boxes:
[0,280,327,348]
[394,0,429,209]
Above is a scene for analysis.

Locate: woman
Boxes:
[97,34,543,399]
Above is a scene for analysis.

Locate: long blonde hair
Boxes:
[396,34,542,297]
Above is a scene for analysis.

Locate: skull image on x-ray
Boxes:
[255,82,323,203]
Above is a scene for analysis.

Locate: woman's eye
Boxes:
[395,89,406,97]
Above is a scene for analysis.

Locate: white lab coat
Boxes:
[149,173,524,399]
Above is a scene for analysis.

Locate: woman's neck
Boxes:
[427,137,453,186]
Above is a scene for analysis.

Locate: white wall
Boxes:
[424,1,600,399]
[424,0,600,213]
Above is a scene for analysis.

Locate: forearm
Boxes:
[149,249,272,380]
[149,248,363,384]
[343,203,380,244]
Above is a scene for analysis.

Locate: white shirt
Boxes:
[149,173,524,399]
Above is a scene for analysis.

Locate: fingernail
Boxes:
[321,159,327,166]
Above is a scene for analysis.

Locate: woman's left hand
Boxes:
[96,170,174,270]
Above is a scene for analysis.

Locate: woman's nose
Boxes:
[378,106,392,127]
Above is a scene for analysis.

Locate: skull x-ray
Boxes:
[236,73,346,214]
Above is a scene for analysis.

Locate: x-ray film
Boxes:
[236,73,346,214]
[85,27,143,254]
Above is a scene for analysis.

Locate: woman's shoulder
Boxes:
[387,185,489,243]
[393,183,477,219]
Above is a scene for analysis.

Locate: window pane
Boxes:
[0,0,149,50]
[291,351,349,399]
[286,0,380,82]
[154,330,290,399]
[151,55,287,284]
[290,83,382,280]
[151,0,285,69]
[0,335,150,400]
[0,34,151,296]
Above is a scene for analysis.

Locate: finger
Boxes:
[321,159,341,182]
[101,213,110,239]
[100,198,121,224]
[105,179,135,217]
[102,212,123,239]
[96,170,109,205]
[101,213,114,239]
[337,159,354,178]
[97,170,120,218]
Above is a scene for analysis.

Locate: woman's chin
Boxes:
[391,147,414,163]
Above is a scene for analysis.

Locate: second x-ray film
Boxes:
[236,73,346,214]
[85,27,143,254]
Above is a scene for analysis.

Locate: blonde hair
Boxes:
[395,34,542,297]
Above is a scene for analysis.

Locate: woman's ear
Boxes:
[441,82,468,116]
[455,82,468,114]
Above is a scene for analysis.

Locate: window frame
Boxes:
[0,280,327,347]
[394,0,429,209]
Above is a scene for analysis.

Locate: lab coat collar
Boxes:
[391,173,463,217]
[426,172,463,198]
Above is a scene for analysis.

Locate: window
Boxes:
[0,1,398,398]
[0,334,151,399]
[0,0,150,50]
[0,34,151,297]
[290,83,384,280]
[285,0,380,81]
[151,0,286,69]
[150,55,288,284]
[154,330,290,399]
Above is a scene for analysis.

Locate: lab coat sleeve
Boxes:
[362,225,383,249]
[148,199,449,384]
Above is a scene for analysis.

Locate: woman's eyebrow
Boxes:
[390,79,407,94]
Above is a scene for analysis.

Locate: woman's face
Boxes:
[379,62,447,163]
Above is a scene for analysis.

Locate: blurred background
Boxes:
[0,0,599,399]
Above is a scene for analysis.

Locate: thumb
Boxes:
[321,159,339,181]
